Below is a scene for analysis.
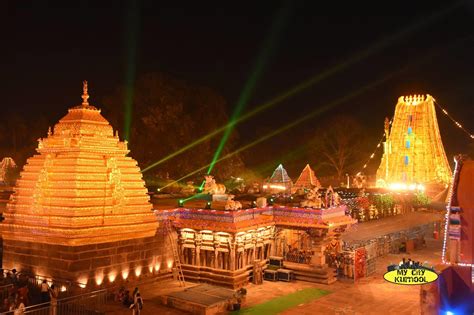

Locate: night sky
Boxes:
[2,0,474,175]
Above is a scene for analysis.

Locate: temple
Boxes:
[155,198,355,288]
[263,164,292,194]
[1,82,163,287]
[376,94,452,188]
[292,164,320,193]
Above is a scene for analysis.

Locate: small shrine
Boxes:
[263,164,292,194]
[292,164,321,194]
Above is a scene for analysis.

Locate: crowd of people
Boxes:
[0,269,60,314]
[114,286,144,315]
[386,257,435,272]
[284,247,314,264]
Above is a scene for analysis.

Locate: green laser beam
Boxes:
[160,68,406,190]
[123,1,140,142]
[142,1,461,174]
[206,3,292,175]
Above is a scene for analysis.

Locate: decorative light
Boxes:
[435,100,473,139]
[95,270,104,286]
[263,184,286,191]
[60,285,67,292]
[108,271,117,283]
[388,183,425,191]
[134,266,142,277]
[154,262,161,272]
[167,259,173,269]
[121,269,129,280]
[77,276,88,288]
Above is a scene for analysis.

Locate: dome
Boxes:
[1,81,158,246]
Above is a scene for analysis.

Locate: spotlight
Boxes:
[251,201,257,208]
[205,201,211,209]
[269,197,274,205]
[178,199,184,207]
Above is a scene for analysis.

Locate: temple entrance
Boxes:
[280,229,315,264]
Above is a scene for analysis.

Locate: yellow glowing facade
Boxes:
[376,94,451,187]
[1,82,158,245]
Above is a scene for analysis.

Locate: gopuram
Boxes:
[1,82,162,288]
[376,94,452,189]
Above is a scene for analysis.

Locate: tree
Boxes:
[102,72,245,183]
[308,116,367,180]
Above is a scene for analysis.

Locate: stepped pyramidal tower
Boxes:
[293,164,320,191]
[1,82,163,287]
[376,94,452,187]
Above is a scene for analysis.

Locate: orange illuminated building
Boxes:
[376,94,451,188]
[1,82,163,288]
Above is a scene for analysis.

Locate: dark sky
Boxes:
[2,0,474,175]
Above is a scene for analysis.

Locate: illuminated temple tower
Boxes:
[1,82,161,287]
[376,94,451,187]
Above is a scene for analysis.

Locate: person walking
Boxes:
[129,293,143,315]
[132,287,139,304]
[49,284,59,315]
[41,280,50,303]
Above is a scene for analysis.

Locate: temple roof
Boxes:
[293,164,320,189]
[2,81,157,246]
[269,164,292,184]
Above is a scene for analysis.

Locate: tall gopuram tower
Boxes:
[1,82,161,288]
[376,94,452,188]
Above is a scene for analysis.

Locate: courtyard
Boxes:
[103,231,441,315]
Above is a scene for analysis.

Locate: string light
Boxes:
[355,119,392,176]
[434,100,474,139]
[441,157,469,266]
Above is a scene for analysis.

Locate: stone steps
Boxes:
[282,261,337,284]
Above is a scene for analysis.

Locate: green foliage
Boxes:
[233,288,330,314]
[413,192,431,208]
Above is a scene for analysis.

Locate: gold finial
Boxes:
[82,80,89,106]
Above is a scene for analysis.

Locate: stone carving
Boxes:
[225,194,242,211]
[300,187,322,208]
[181,181,196,195]
[324,186,341,208]
[107,157,125,208]
[256,197,267,208]
[203,175,226,195]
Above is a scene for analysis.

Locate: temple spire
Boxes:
[81,80,89,106]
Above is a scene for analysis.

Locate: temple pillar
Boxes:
[214,249,219,269]
[230,245,236,271]
[270,239,276,256]
[191,248,196,265]
[311,243,327,267]
[195,233,201,267]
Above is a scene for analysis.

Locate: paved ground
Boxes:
[244,238,442,315]
[105,229,443,314]
[342,211,443,244]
